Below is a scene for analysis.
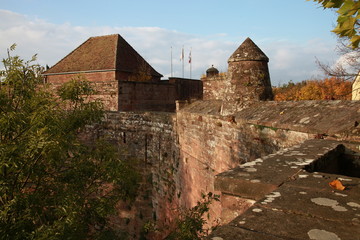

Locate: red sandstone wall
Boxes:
[115,71,161,82]
[88,108,312,238]
[45,73,203,113]
[227,61,273,101]
[175,108,310,226]
[88,112,180,239]
[169,77,203,100]
[118,81,177,112]
[46,72,119,111]
[202,75,228,100]
[82,100,360,238]
[45,71,116,84]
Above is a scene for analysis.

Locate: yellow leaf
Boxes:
[329,179,345,191]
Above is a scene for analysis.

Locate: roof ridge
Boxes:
[115,34,163,77]
[114,34,119,70]
[90,33,120,39]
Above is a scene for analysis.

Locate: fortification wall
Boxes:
[169,77,203,100]
[117,79,203,112]
[84,112,180,238]
[118,81,176,112]
[177,99,360,228]
[202,75,228,100]
[84,100,360,238]
[227,61,273,101]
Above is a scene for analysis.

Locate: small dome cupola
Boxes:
[206,65,219,77]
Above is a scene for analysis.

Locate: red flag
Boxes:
[188,50,192,64]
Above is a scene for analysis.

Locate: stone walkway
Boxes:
[209,139,360,240]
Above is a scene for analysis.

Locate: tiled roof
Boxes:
[44,34,162,77]
[228,37,269,62]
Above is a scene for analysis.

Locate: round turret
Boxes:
[227,37,273,101]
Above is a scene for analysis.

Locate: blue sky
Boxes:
[0,0,339,85]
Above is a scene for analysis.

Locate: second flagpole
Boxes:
[182,46,184,78]
[189,48,192,79]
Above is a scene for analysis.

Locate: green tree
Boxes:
[309,0,360,48]
[0,45,139,240]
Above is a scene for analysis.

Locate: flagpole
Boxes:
[182,46,184,78]
[190,61,192,79]
[189,48,192,79]
[171,46,173,77]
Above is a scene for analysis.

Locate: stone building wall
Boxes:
[46,73,204,112]
[117,78,203,112]
[118,81,177,112]
[45,72,119,111]
[169,77,203,100]
[227,60,273,101]
[202,75,228,100]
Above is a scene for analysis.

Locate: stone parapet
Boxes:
[209,139,360,240]
[180,100,360,141]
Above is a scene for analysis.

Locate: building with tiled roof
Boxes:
[44,34,202,111]
[44,34,162,80]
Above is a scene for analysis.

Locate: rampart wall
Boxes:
[118,81,177,112]
[84,100,360,239]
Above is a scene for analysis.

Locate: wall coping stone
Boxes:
[179,100,360,140]
[209,139,360,240]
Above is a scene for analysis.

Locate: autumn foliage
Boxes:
[273,77,352,101]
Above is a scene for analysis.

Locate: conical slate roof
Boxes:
[228,37,269,62]
[44,34,162,77]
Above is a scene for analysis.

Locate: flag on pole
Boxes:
[180,47,184,61]
[188,50,192,64]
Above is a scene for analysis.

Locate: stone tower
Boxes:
[227,37,273,101]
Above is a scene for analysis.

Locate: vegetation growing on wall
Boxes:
[0,45,139,240]
[165,192,220,240]
[141,192,219,240]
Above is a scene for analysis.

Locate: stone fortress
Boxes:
[44,34,360,239]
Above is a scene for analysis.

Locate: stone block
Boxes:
[212,205,360,240]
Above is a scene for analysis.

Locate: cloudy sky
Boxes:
[0,0,340,85]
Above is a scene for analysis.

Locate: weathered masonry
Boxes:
[48,35,360,239]
[93,100,360,239]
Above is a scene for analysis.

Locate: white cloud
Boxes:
[0,9,339,85]
[263,39,338,85]
[332,50,360,76]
